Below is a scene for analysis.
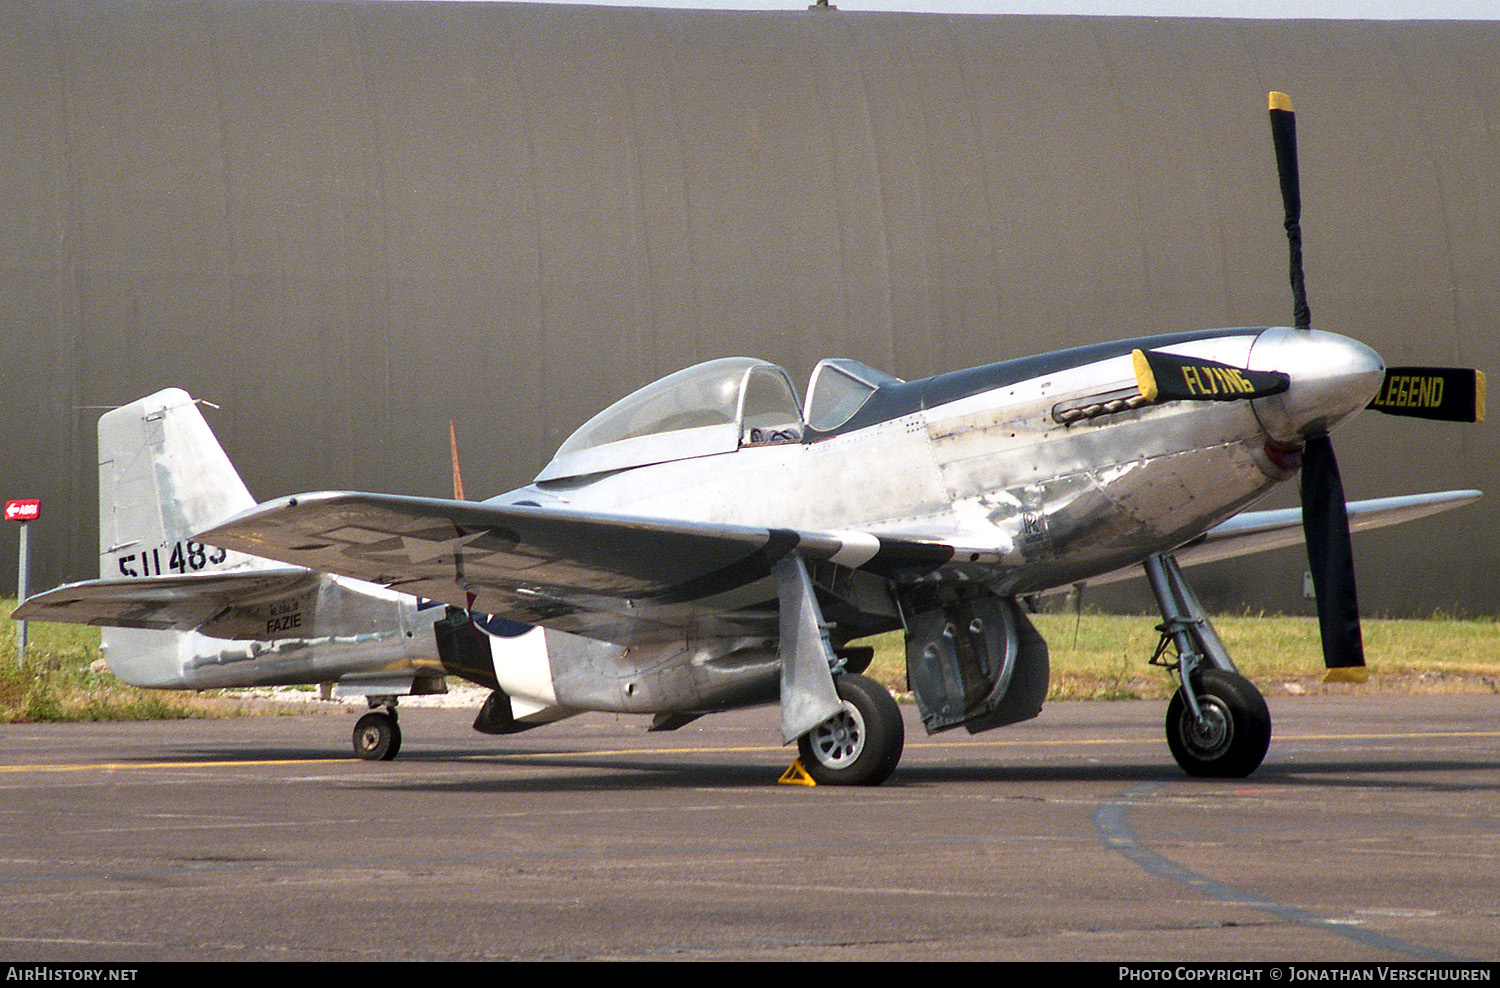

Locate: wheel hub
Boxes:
[1183,698,1233,757]
[807,703,865,768]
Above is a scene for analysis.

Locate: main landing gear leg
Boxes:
[353,698,402,761]
[775,554,903,785]
[1144,553,1270,778]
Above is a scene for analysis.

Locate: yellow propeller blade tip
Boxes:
[1323,667,1370,685]
[1269,91,1295,112]
[1131,349,1159,403]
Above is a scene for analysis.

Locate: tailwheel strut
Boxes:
[352,700,402,761]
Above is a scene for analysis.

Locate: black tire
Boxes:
[353,711,402,761]
[835,645,875,676]
[1165,668,1271,778]
[796,673,904,786]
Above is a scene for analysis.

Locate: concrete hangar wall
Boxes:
[2,0,1496,618]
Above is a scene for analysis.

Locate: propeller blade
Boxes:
[1132,349,1289,403]
[1368,367,1486,422]
[449,420,466,501]
[1269,92,1312,330]
[1299,434,1367,681]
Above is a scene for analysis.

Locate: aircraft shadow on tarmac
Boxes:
[296,749,1500,795]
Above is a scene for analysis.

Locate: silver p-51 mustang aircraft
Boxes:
[17,95,1484,784]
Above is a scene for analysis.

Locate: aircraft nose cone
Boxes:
[1248,327,1385,442]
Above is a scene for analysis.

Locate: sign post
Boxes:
[6,499,39,668]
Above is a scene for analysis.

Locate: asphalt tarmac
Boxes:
[1,694,1497,962]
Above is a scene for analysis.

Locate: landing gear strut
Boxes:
[353,701,402,761]
[1145,553,1271,778]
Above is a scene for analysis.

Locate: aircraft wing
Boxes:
[1086,490,1481,587]
[12,568,320,631]
[193,489,1478,640]
[195,492,991,645]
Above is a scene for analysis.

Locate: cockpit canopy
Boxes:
[535,355,904,482]
[802,358,904,431]
[537,357,804,482]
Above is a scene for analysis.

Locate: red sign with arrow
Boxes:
[5,500,40,522]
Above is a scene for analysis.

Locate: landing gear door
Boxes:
[903,592,1047,734]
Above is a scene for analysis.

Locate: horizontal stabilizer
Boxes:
[13,569,319,631]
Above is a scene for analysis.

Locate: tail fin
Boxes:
[95,389,279,687]
[98,388,258,580]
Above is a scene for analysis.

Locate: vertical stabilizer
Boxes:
[96,390,271,687]
[98,389,257,579]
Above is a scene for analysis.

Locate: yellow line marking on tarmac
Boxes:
[0,758,339,773]
[1,730,1496,774]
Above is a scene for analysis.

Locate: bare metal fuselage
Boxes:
[525,331,1285,593]
[481,328,1315,717]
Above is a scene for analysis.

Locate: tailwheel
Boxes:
[796,673,904,786]
[1165,668,1271,778]
[353,710,402,761]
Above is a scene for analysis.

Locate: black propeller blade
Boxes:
[1269,92,1311,331]
[1267,93,1482,678]
[1299,434,1367,680]
[1369,366,1486,422]
[1133,349,1289,403]
[1270,92,1366,680]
